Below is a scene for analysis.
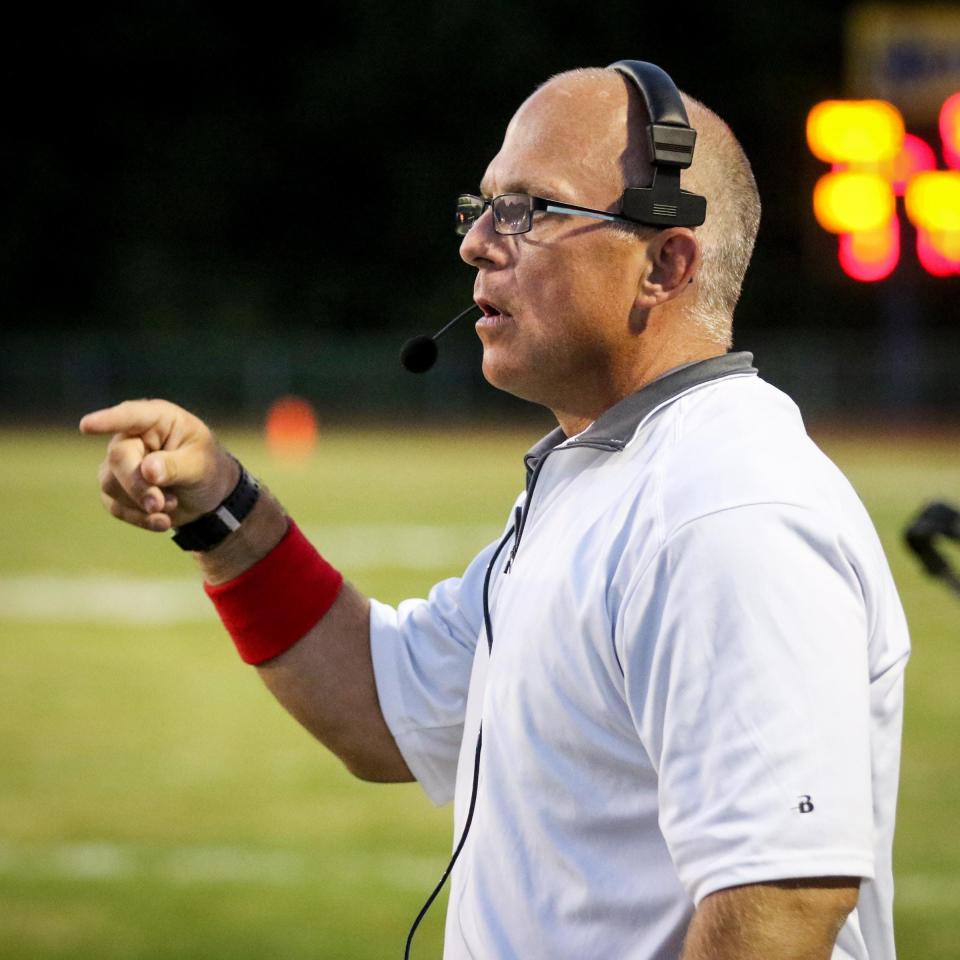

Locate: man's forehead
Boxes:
[478,163,573,201]
[478,73,636,202]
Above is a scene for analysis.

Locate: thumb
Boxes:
[141,449,190,487]
[140,444,231,494]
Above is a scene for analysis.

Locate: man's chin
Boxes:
[480,352,542,405]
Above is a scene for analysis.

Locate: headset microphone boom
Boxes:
[399,303,483,373]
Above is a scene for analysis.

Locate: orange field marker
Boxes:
[265,396,319,460]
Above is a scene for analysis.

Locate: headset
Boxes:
[607,59,707,228]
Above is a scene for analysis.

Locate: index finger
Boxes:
[79,400,172,438]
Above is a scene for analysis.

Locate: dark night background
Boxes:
[1,3,956,423]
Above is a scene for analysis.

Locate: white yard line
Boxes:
[0,524,499,624]
[0,840,445,892]
[304,523,497,570]
[0,576,213,623]
[0,839,949,905]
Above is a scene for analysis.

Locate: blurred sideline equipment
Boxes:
[904,501,960,597]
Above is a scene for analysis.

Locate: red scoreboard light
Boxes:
[890,135,938,196]
[941,93,960,170]
[839,215,901,282]
[916,228,960,276]
[807,95,960,279]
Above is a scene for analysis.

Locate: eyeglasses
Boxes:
[455,193,637,236]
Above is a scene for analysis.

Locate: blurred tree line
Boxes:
[1,3,956,420]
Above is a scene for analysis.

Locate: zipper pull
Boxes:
[504,505,523,573]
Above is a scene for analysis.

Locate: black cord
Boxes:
[403,729,483,959]
[402,524,516,959]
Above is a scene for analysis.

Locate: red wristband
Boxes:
[204,520,344,665]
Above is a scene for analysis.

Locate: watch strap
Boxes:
[172,461,261,552]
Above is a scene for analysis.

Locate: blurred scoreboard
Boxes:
[807,3,960,280]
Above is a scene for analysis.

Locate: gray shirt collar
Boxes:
[524,351,757,470]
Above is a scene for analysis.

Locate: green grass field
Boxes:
[1,422,959,958]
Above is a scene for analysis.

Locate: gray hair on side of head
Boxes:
[675,93,761,349]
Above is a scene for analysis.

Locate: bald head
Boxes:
[499,70,654,213]
[522,68,761,348]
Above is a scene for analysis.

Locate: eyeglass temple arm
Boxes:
[543,202,621,223]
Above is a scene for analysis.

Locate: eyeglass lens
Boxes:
[491,195,532,235]
[455,194,534,236]
[455,195,484,236]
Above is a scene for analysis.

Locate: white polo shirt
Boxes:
[370,353,909,960]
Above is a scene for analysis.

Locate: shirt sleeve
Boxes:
[369,535,504,805]
[616,502,876,905]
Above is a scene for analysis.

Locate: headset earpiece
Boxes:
[608,60,707,228]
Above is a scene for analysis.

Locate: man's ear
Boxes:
[636,228,700,308]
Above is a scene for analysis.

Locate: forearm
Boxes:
[680,878,858,960]
[256,583,413,782]
[198,488,413,782]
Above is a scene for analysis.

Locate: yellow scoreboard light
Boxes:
[929,229,960,260]
[813,171,895,233]
[806,100,905,164]
[905,171,960,232]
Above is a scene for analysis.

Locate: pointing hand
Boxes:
[79,399,239,533]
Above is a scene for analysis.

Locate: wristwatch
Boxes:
[172,461,261,552]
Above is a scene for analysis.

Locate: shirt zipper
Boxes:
[482,521,518,653]
[503,438,625,574]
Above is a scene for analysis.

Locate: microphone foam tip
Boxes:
[400,336,439,374]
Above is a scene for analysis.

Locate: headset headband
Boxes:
[607,60,707,228]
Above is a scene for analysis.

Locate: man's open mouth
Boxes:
[475,297,506,319]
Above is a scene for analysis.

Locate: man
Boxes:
[81,64,910,959]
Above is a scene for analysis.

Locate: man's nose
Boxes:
[459,208,508,268]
